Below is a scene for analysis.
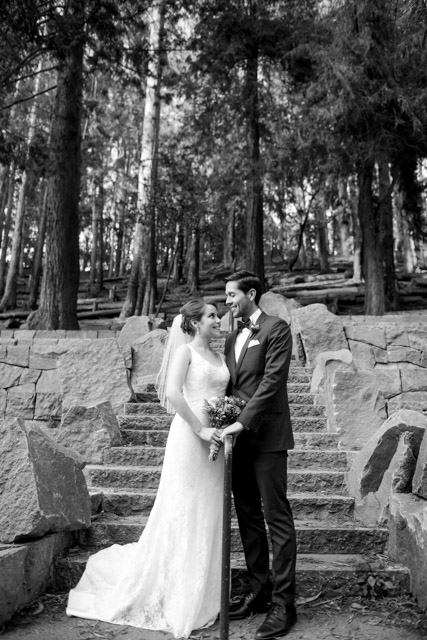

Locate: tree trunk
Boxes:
[349,176,362,282]
[223,209,235,270]
[0,165,16,297]
[378,156,399,310]
[28,183,48,309]
[0,171,28,310]
[114,150,129,278]
[172,223,184,284]
[357,160,385,315]
[0,164,9,247]
[244,3,264,285]
[187,225,200,294]
[316,202,329,273]
[120,0,165,319]
[89,177,100,295]
[30,0,84,329]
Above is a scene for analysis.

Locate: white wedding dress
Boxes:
[67,344,230,638]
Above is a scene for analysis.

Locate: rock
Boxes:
[3,345,30,367]
[0,388,6,417]
[412,430,427,499]
[0,532,73,626]
[0,362,22,389]
[292,303,347,367]
[259,291,301,325]
[388,345,425,367]
[385,325,410,347]
[388,391,427,415]
[309,349,353,406]
[373,364,402,399]
[58,338,131,414]
[130,329,168,395]
[56,401,122,464]
[20,368,42,385]
[347,340,375,370]
[117,316,167,368]
[28,339,64,370]
[6,383,36,419]
[0,418,91,543]
[34,369,62,419]
[343,323,387,349]
[347,410,427,524]
[400,365,427,391]
[388,493,427,610]
[329,370,387,450]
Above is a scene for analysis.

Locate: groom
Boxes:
[219,270,297,639]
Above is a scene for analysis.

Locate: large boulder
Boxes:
[0,418,91,543]
[118,316,167,368]
[329,369,387,449]
[58,338,131,414]
[0,532,73,626]
[346,410,427,525]
[56,401,122,463]
[412,429,427,499]
[309,349,353,408]
[259,291,301,325]
[292,303,347,367]
[130,329,168,394]
[388,493,427,611]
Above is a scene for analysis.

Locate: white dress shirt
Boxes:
[234,308,262,362]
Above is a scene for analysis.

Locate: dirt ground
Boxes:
[1,592,427,640]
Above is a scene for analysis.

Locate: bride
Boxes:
[66,300,230,638]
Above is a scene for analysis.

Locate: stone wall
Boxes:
[0,328,122,423]
[294,305,427,450]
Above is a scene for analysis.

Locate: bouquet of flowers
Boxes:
[204,395,247,461]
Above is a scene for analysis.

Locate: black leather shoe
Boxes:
[229,590,271,620]
[255,603,297,639]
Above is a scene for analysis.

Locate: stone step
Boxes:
[119,414,327,432]
[105,446,354,470]
[53,550,410,599]
[119,429,338,448]
[90,488,355,521]
[77,514,388,555]
[124,382,314,413]
[86,465,346,493]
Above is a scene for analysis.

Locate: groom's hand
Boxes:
[220,421,244,442]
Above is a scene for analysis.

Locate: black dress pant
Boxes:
[232,438,296,606]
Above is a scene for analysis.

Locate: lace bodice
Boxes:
[183,345,230,417]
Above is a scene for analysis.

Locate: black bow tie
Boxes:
[237,320,260,333]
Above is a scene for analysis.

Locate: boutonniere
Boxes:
[249,323,260,335]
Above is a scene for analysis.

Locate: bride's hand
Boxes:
[196,426,215,442]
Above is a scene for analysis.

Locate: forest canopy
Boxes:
[0,0,427,327]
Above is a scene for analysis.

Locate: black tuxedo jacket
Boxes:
[224,312,294,452]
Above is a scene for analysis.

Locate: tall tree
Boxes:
[30,0,86,329]
[121,0,166,318]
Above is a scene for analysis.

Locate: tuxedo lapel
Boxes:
[227,330,238,385]
[234,312,267,380]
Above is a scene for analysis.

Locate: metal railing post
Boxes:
[220,434,233,640]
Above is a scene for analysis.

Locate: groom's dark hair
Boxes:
[224,270,262,304]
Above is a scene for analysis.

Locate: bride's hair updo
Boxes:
[180,299,217,335]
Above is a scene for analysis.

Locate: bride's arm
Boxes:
[166,344,213,442]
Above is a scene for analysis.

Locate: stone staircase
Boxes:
[54,359,411,598]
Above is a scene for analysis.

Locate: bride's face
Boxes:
[196,304,221,338]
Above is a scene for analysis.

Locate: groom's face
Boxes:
[225,281,253,320]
